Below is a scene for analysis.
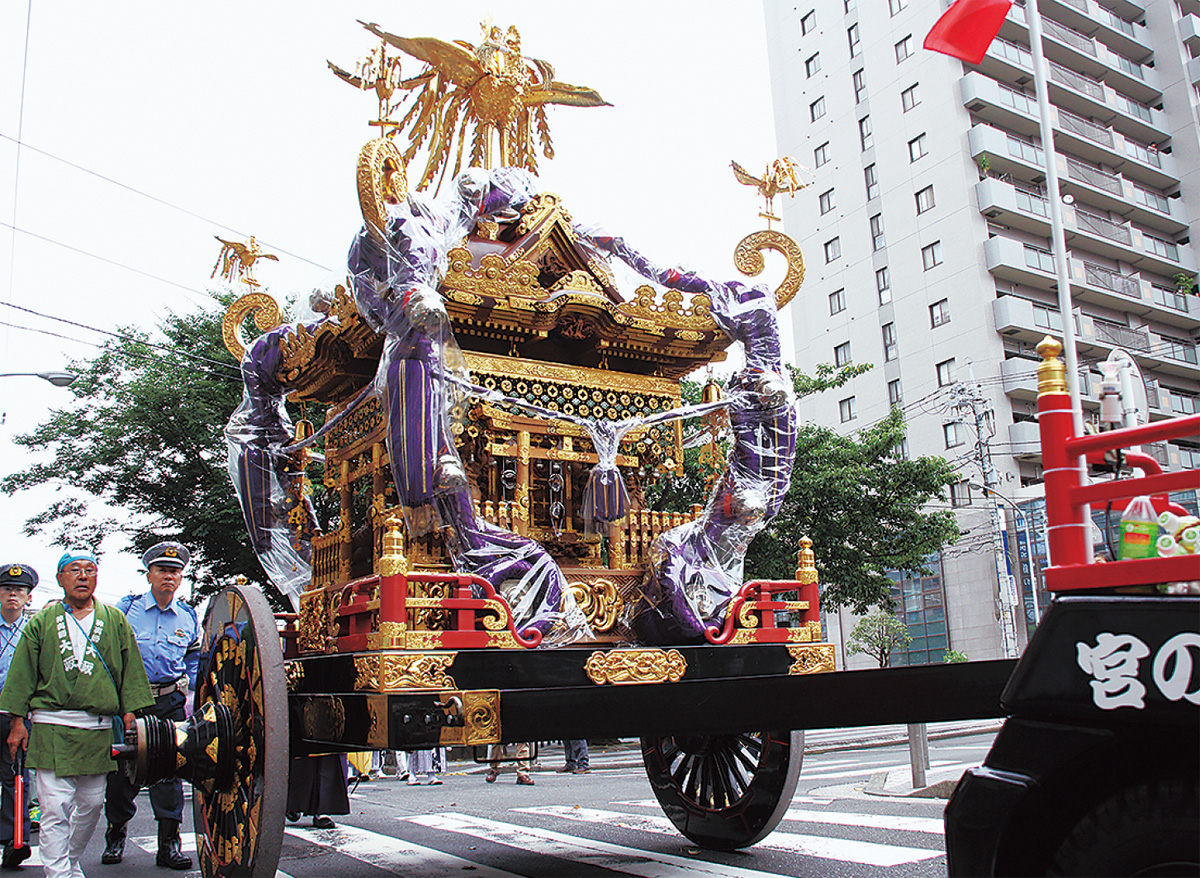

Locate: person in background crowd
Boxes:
[557,739,591,775]
[101,542,201,870]
[286,754,349,829]
[405,748,444,786]
[484,743,534,785]
[0,564,35,868]
[0,551,153,878]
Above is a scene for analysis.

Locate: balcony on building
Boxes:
[1073,261,1200,331]
[998,2,1161,104]
[1075,314,1200,381]
[965,93,1180,194]
[1001,356,1039,400]
[1038,0,1148,54]
[1008,419,1042,460]
[1188,56,1200,89]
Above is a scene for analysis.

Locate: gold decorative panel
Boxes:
[354,653,458,691]
[787,643,836,675]
[584,648,687,685]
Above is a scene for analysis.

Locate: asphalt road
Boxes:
[24,731,997,877]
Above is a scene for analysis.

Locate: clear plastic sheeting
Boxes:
[572,227,798,643]
[226,167,799,648]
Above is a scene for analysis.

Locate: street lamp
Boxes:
[971,482,1043,626]
[0,371,78,387]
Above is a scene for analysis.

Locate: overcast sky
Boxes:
[0,1,796,607]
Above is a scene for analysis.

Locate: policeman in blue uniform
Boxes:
[0,563,35,869]
[101,543,200,870]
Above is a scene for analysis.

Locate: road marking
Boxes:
[285,824,520,877]
[409,812,797,878]
[513,806,943,867]
[800,759,969,780]
[614,796,835,808]
[131,834,197,853]
[781,808,944,835]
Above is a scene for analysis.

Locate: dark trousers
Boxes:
[105,691,185,826]
[0,715,31,845]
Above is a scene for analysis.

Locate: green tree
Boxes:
[1,297,289,604]
[847,609,913,668]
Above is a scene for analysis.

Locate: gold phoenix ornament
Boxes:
[338,19,610,192]
[211,236,279,289]
[327,38,406,133]
[730,157,808,228]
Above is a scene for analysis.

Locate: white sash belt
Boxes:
[30,709,110,730]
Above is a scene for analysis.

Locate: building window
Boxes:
[834,341,852,367]
[806,53,821,78]
[922,240,943,270]
[909,133,927,162]
[882,322,898,361]
[859,115,874,151]
[848,23,861,57]
[839,396,857,422]
[895,437,910,460]
[829,288,846,315]
[901,83,919,111]
[801,10,817,35]
[864,163,879,200]
[810,96,827,121]
[870,213,886,251]
[824,237,842,262]
[814,142,830,168]
[915,185,935,214]
[949,480,972,506]
[936,357,956,386]
[930,298,950,327]
[888,564,950,666]
[889,0,908,14]
[895,35,913,62]
[844,0,855,11]
[888,378,903,407]
[944,422,964,448]
[819,188,836,214]
[876,266,891,303]
[853,69,867,103]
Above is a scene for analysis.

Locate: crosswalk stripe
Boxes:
[513,806,943,867]
[408,812,794,878]
[131,834,197,853]
[800,759,969,780]
[286,824,521,877]
[612,799,937,832]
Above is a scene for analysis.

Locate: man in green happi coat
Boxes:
[0,550,153,878]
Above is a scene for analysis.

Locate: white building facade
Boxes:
[764,0,1200,666]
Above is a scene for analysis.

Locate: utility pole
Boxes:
[952,372,1020,658]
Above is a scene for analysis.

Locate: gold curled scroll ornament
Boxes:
[222,292,282,361]
[357,138,408,243]
[733,229,805,310]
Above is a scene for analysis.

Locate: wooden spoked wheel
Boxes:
[193,585,289,877]
[641,730,803,850]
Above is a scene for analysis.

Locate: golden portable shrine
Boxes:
[116,20,860,877]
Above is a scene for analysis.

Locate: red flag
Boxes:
[923,0,1014,64]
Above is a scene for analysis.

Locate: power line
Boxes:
[0,219,219,307]
[0,301,242,377]
[0,131,332,273]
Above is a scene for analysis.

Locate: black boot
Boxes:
[101,824,126,865]
[155,819,192,871]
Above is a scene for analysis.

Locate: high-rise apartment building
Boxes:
[764,0,1200,666]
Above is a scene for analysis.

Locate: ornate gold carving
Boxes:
[405,630,446,650]
[617,286,715,330]
[1036,336,1067,396]
[365,694,388,748]
[297,589,328,653]
[212,236,279,289]
[733,230,805,310]
[221,292,282,361]
[568,579,623,632]
[584,648,687,685]
[445,248,542,298]
[787,643,837,675]
[285,663,304,692]
[354,653,457,690]
[357,137,408,241]
[377,513,409,577]
[464,353,680,398]
[795,536,818,584]
[549,269,603,293]
[730,157,807,226]
[300,696,345,740]
[366,621,406,650]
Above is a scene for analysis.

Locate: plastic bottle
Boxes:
[1117,496,1159,560]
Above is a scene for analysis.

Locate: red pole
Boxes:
[1037,337,1088,569]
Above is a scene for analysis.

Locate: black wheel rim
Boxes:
[642,729,802,851]
[193,585,288,878]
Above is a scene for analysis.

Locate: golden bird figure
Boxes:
[731,157,808,227]
[211,236,279,288]
[340,19,611,192]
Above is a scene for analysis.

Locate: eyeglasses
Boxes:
[61,564,98,577]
